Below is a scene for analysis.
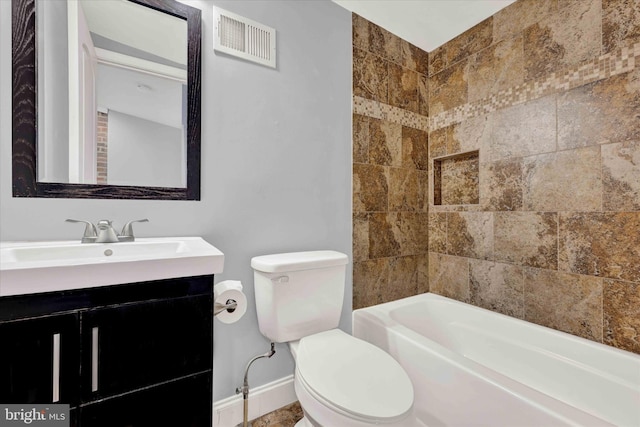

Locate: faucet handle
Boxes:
[66,219,98,243]
[119,219,149,241]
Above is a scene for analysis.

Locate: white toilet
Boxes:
[251,250,415,427]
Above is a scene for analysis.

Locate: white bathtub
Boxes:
[353,293,640,427]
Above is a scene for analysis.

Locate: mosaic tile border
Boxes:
[430,41,640,132]
[353,41,639,134]
[353,96,429,131]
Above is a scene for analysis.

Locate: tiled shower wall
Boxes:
[352,15,430,309]
[427,0,640,354]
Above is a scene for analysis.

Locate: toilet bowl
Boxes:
[251,251,415,427]
[290,329,414,427]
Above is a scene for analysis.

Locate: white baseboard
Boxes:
[213,375,297,427]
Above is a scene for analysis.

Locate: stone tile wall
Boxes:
[352,14,430,309]
[427,0,640,355]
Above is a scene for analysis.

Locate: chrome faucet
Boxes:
[95,220,119,243]
[66,219,149,243]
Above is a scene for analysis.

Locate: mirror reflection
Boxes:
[36,0,188,188]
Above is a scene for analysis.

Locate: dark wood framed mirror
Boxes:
[12,0,201,200]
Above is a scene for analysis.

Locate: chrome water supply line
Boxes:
[236,343,276,427]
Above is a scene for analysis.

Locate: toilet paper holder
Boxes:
[213,280,246,323]
[214,299,238,316]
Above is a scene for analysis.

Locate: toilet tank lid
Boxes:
[251,250,348,273]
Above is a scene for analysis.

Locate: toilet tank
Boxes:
[251,251,349,343]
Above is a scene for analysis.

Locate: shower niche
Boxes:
[433,150,479,206]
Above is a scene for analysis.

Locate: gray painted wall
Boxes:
[0,0,352,402]
[107,110,184,187]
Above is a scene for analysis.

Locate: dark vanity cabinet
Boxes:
[0,313,79,405]
[0,276,213,426]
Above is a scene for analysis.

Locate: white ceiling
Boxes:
[332,0,516,52]
[80,0,187,66]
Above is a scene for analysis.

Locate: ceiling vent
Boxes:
[214,7,276,69]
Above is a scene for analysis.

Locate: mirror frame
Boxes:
[12,0,201,200]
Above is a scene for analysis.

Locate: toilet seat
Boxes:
[294,329,414,423]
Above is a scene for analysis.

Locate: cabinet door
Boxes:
[0,314,79,405]
[79,372,211,427]
[81,294,212,401]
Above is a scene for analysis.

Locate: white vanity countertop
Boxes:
[0,237,224,297]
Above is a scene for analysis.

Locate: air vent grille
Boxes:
[220,15,245,52]
[214,7,276,68]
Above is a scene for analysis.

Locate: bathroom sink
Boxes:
[0,237,224,297]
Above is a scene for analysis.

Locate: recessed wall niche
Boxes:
[433,150,479,206]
